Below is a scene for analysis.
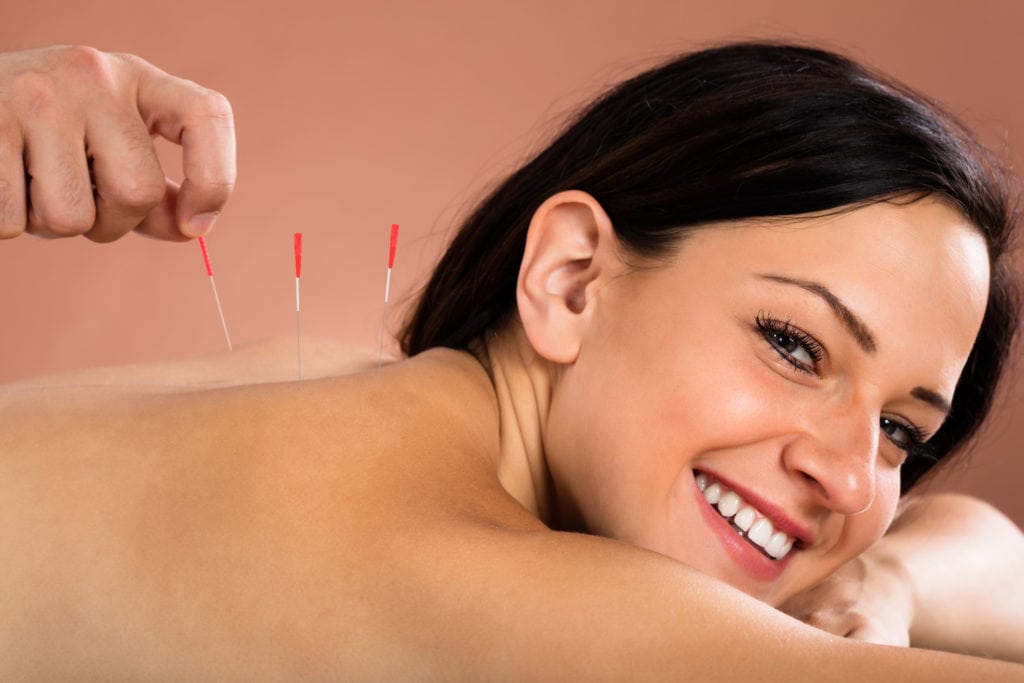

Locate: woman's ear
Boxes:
[516,190,620,363]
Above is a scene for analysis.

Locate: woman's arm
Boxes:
[781,492,1024,662]
[895,493,1023,659]
[393,519,1024,681]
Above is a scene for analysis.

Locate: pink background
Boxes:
[1,0,1021,525]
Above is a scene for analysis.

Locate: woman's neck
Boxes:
[481,324,559,525]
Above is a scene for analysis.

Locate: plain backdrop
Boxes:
[1,0,1021,526]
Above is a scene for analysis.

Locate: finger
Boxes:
[128,55,236,237]
[846,619,910,647]
[133,178,191,242]
[800,607,860,637]
[0,122,27,239]
[23,123,95,238]
[83,107,167,243]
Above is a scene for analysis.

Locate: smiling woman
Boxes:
[517,197,989,605]
[1,42,1023,678]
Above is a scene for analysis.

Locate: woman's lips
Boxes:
[698,469,814,546]
[692,470,798,582]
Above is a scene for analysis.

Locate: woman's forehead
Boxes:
[678,199,988,290]
[655,198,990,365]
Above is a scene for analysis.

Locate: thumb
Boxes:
[177,175,232,238]
[130,54,236,237]
[174,105,236,236]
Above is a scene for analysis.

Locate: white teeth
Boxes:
[765,532,790,559]
[703,483,722,505]
[733,506,756,532]
[717,492,741,517]
[747,518,774,548]
[695,473,797,561]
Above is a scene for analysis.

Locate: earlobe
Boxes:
[516,191,618,364]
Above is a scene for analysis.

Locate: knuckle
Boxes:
[49,45,120,99]
[109,51,147,71]
[41,212,93,236]
[9,46,117,115]
[202,173,236,193]
[188,167,236,201]
[37,195,95,236]
[58,45,113,82]
[84,225,129,244]
[10,69,58,114]
[194,88,234,122]
[105,173,165,211]
[0,220,25,240]
[45,210,94,235]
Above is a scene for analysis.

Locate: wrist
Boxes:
[859,542,917,640]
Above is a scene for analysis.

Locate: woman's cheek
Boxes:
[663,352,788,451]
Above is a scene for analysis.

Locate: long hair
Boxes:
[399,43,1019,492]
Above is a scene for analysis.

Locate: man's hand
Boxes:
[0,45,235,242]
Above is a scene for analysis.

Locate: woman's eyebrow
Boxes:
[756,274,877,353]
[911,386,952,416]
[757,273,953,417]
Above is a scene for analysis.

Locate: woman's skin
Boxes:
[2,45,1023,678]
[3,193,1024,678]
[515,192,986,606]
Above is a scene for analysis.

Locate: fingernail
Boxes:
[188,212,219,237]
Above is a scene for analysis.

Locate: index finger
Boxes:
[125,54,236,238]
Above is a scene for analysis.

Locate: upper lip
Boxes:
[696,468,816,547]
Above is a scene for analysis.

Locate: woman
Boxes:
[1,43,1022,679]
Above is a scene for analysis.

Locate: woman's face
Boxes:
[544,197,990,605]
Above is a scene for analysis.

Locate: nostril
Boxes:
[781,432,877,514]
[798,470,829,499]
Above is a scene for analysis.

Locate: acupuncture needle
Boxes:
[294,232,303,383]
[197,236,232,351]
[378,223,400,377]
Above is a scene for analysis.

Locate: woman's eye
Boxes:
[755,313,824,375]
[880,417,925,452]
[768,331,815,368]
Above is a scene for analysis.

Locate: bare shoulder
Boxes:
[1,336,385,391]
[0,346,538,676]
[5,348,1019,679]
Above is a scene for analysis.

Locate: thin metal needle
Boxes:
[197,236,232,351]
[294,233,303,384]
[378,224,399,378]
[377,269,391,378]
[209,276,233,351]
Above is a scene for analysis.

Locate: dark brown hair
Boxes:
[400,42,1019,492]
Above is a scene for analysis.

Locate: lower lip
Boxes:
[692,475,792,582]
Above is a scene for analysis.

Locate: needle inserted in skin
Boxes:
[378,223,400,378]
[197,236,232,351]
[294,232,302,384]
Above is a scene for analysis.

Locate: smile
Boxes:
[695,472,795,561]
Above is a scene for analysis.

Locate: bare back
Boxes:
[0,346,538,677]
[1,344,1021,680]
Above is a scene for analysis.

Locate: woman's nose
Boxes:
[781,409,879,515]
